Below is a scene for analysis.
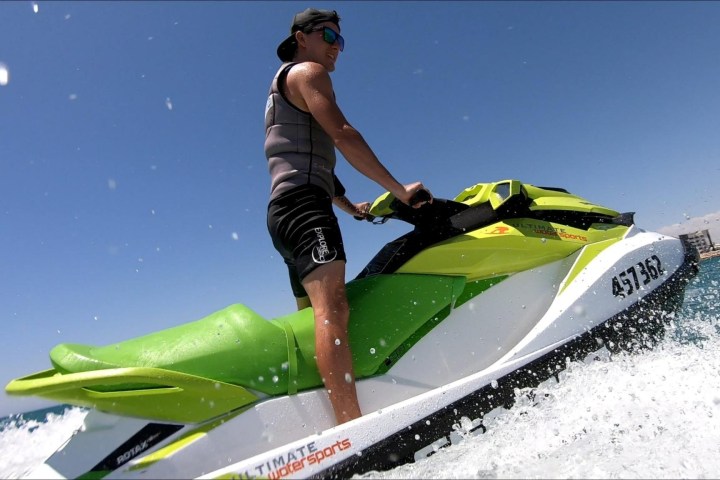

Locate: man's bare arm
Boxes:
[287,62,428,205]
[333,195,370,218]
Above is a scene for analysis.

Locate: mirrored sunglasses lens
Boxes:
[323,27,344,51]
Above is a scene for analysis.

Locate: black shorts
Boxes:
[267,185,346,298]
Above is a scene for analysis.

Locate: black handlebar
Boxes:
[356,188,433,222]
[353,213,376,222]
[409,188,432,207]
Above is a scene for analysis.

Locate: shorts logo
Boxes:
[311,227,338,264]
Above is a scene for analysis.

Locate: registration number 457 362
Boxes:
[611,255,664,298]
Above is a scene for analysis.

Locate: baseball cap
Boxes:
[276,8,341,62]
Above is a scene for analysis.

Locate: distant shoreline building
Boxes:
[680,229,719,260]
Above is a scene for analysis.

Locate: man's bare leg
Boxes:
[302,260,361,424]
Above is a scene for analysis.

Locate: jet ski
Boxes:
[6,179,699,479]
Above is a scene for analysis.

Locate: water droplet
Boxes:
[0,63,9,86]
[335,338,341,346]
[369,347,376,354]
[460,416,474,431]
[344,373,352,383]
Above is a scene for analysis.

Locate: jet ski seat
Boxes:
[49,274,466,395]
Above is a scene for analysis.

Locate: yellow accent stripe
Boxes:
[559,237,622,294]
[128,410,246,471]
[129,431,207,471]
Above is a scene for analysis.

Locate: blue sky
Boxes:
[1,1,719,416]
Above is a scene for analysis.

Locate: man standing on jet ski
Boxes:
[265,8,431,425]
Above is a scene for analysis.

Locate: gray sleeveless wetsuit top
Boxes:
[264,63,338,201]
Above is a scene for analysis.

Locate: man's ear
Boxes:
[295,30,306,49]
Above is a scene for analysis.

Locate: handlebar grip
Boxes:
[409,189,432,207]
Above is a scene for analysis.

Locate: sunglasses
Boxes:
[310,26,344,52]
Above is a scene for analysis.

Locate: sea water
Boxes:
[1,258,718,479]
[0,406,87,478]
